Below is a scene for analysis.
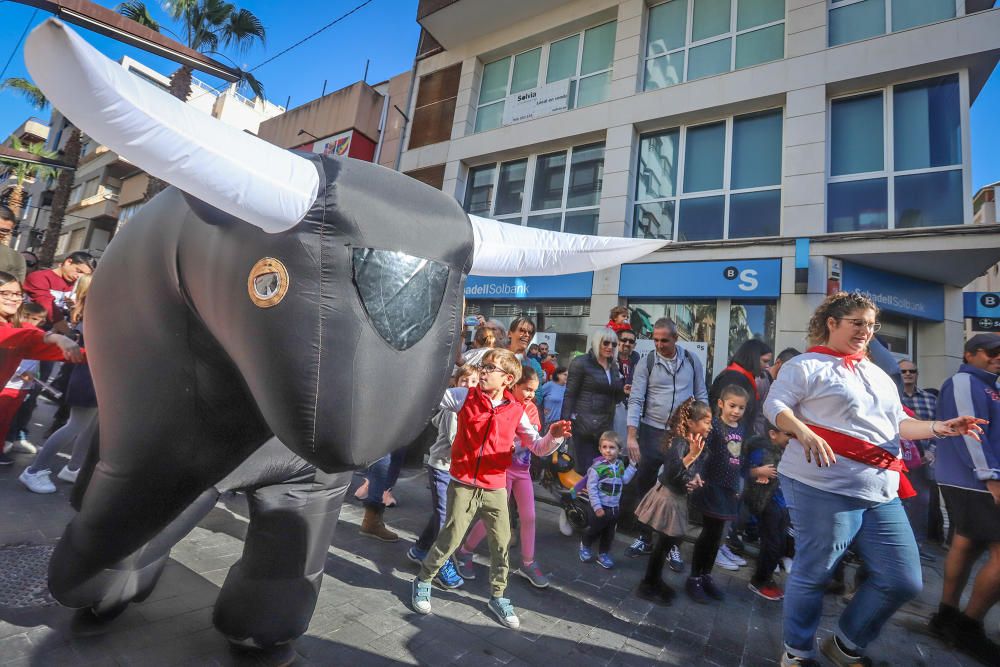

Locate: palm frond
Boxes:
[221,8,266,55]
[117,1,160,31]
[237,70,265,102]
[0,77,48,111]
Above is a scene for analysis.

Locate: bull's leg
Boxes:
[213,469,351,649]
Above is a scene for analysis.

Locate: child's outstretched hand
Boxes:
[686,473,704,493]
[688,432,706,459]
[595,507,605,517]
[548,420,572,439]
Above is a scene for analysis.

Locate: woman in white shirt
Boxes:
[765,292,984,667]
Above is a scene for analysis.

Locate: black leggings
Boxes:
[644,533,682,585]
[691,516,727,577]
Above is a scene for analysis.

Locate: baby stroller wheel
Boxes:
[565,498,590,533]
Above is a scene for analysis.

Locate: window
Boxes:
[644,0,785,91]
[463,143,604,236]
[627,301,718,375]
[410,64,462,149]
[634,108,782,241]
[474,22,616,132]
[827,74,963,232]
[829,0,957,47]
[728,301,777,361]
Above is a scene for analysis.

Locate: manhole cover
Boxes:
[0,544,56,608]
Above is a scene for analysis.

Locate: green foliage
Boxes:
[0,78,48,111]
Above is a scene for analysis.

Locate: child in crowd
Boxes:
[634,398,712,604]
[606,305,631,334]
[458,366,549,588]
[537,366,568,431]
[410,348,570,629]
[1,303,47,455]
[744,422,791,601]
[687,384,750,603]
[406,364,479,589]
[579,431,637,569]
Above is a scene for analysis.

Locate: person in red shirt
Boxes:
[23,251,95,333]
[0,271,84,466]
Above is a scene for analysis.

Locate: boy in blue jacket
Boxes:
[931,334,1000,665]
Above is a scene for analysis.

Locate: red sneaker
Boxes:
[748,580,784,601]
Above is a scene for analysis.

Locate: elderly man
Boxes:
[930,334,1000,665]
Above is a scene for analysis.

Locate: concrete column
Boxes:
[786,0,828,58]
[781,84,827,237]
[774,255,827,353]
[452,58,481,141]
[591,122,637,327]
[609,0,644,101]
[918,286,966,389]
[442,160,466,204]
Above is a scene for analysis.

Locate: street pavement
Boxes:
[1,409,998,666]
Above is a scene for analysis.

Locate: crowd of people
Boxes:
[378,293,993,667]
[0,195,996,665]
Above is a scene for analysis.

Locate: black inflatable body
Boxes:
[50,154,473,647]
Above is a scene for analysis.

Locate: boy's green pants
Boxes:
[418,481,511,598]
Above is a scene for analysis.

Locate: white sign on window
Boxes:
[634,339,709,374]
[501,80,571,126]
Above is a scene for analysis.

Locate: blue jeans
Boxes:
[364,448,405,510]
[781,475,922,656]
[415,466,451,551]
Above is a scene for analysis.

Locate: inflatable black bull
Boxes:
[25,18,665,654]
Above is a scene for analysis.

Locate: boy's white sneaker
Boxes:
[57,466,80,484]
[487,597,520,629]
[411,578,432,614]
[714,550,740,571]
[19,468,56,494]
[720,544,746,566]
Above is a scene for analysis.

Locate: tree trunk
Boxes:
[143,65,195,203]
[5,186,24,245]
[39,128,82,267]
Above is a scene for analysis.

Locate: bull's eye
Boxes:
[351,249,449,351]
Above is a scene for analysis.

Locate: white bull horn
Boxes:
[24,19,318,234]
[468,215,667,277]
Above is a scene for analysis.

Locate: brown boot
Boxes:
[360,506,398,542]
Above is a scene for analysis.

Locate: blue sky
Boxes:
[1,1,998,191]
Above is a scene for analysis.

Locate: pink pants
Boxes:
[462,465,536,565]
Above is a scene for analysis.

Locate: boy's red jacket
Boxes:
[449,385,525,490]
[0,322,76,382]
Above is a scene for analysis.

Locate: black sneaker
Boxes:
[0,452,13,466]
[625,537,652,557]
[701,574,725,601]
[636,579,676,605]
[685,576,708,604]
[928,603,961,640]
[951,612,1000,665]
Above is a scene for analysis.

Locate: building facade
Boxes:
[402,0,1000,387]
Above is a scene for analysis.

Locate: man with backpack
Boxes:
[625,318,708,558]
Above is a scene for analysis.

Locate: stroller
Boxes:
[536,446,593,536]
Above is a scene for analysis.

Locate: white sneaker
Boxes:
[714,550,740,571]
[720,544,747,566]
[19,468,56,494]
[57,466,79,483]
[2,441,11,454]
[12,439,36,454]
[781,557,794,575]
[558,512,573,536]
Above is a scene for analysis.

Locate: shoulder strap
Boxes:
[646,350,656,375]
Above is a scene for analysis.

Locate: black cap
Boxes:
[965,333,1000,354]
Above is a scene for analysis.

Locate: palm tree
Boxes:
[1,76,80,265]
[118,0,266,200]
[118,0,266,103]
[0,136,58,219]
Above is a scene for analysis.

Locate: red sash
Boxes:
[807,424,916,499]
[724,362,759,399]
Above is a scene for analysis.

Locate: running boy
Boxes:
[410,348,571,629]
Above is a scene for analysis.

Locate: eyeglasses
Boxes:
[479,363,508,375]
[619,338,636,345]
[0,228,12,238]
[601,341,618,348]
[0,290,23,300]
[652,337,674,344]
[836,318,881,332]
[982,349,1000,358]
[900,369,917,374]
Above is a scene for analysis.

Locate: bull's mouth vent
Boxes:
[351,249,449,351]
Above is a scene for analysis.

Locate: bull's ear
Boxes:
[24,19,318,234]
[468,215,667,277]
